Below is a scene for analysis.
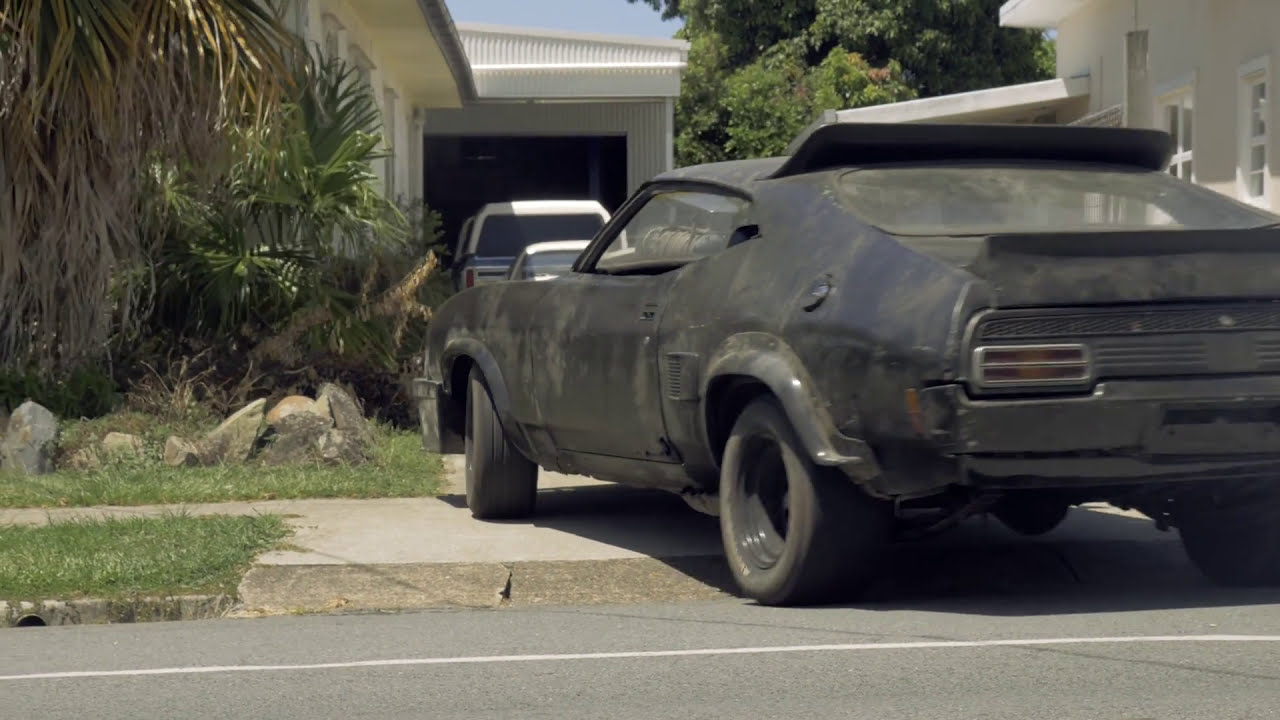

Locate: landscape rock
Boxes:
[163,436,201,467]
[259,413,333,466]
[317,384,373,447]
[65,447,102,471]
[266,396,322,427]
[201,399,266,465]
[61,432,145,472]
[0,401,58,476]
[317,429,368,465]
[101,432,144,459]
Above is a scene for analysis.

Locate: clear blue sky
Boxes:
[450,0,684,39]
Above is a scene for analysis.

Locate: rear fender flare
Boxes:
[702,333,880,481]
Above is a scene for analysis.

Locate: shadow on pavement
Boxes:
[445,480,1280,616]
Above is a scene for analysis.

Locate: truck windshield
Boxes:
[836,163,1280,236]
[475,214,604,257]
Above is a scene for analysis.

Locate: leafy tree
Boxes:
[628,0,1055,164]
[722,44,913,159]
[0,0,297,374]
[806,0,1056,97]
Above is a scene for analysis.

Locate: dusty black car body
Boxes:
[415,121,1280,604]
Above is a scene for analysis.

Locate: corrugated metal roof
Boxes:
[457,22,688,99]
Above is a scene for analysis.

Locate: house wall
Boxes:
[422,101,674,195]
[1056,0,1280,210]
[283,0,424,204]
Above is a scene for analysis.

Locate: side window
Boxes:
[594,190,750,273]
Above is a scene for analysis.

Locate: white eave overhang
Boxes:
[829,76,1090,124]
[458,22,690,100]
[999,0,1096,29]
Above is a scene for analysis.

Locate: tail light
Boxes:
[973,344,1091,387]
[464,268,475,289]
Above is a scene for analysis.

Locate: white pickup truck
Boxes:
[451,200,610,291]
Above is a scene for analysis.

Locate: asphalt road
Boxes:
[5,583,1280,720]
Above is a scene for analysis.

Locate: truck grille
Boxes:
[977,303,1280,341]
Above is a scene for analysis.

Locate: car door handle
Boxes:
[640,302,659,322]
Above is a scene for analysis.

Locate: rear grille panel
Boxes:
[972,303,1280,387]
[978,302,1280,341]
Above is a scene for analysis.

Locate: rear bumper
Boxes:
[412,378,464,455]
[917,376,1280,484]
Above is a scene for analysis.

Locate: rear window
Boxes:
[835,164,1280,236]
[474,214,604,257]
[522,250,583,278]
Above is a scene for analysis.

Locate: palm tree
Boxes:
[0,0,298,373]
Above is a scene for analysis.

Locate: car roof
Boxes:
[521,240,592,255]
[477,200,609,216]
[652,122,1175,194]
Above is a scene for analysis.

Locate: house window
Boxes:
[383,88,398,200]
[349,46,374,90]
[321,14,345,60]
[1239,57,1270,204]
[290,0,308,37]
[1159,91,1194,181]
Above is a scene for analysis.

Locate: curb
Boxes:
[5,540,1200,625]
[3,594,235,628]
[234,538,1200,615]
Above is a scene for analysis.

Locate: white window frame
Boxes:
[1238,55,1270,206]
[1156,85,1195,182]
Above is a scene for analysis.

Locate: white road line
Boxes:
[4,635,1280,682]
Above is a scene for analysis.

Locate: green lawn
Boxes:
[0,513,290,602]
[0,427,444,508]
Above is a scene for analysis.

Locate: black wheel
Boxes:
[719,396,891,606]
[464,368,537,519]
[1178,494,1280,587]
[992,495,1071,537]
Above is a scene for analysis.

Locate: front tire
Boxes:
[719,397,891,606]
[1178,493,1280,587]
[464,368,537,520]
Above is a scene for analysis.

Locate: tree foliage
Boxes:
[0,0,298,374]
[629,0,1056,164]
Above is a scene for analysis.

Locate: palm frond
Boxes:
[0,0,298,371]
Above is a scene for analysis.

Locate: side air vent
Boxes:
[664,352,700,401]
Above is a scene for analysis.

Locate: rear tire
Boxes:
[464,368,537,520]
[1178,493,1280,587]
[992,495,1071,537]
[719,397,891,606]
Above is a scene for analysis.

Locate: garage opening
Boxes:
[424,135,628,266]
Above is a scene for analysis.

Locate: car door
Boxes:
[531,185,752,463]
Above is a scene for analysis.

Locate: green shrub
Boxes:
[113,45,452,428]
[0,365,118,419]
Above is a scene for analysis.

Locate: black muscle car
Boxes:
[414,121,1280,606]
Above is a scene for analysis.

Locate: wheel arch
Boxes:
[440,338,523,448]
[701,333,881,482]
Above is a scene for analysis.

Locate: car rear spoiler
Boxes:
[773,118,1174,179]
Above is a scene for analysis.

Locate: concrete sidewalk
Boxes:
[4,456,1206,615]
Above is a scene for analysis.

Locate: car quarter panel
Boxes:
[656,174,984,495]
[427,280,564,464]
